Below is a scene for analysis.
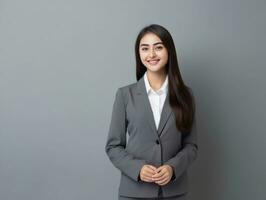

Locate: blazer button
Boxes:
[156,139,160,144]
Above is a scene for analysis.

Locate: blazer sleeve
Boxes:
[105,88,147,182]
[165,117,198,182]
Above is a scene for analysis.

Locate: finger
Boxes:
[155,166,167,174]
[156,177,169,185]
[142,177,154,182]
[153,173,167,181]
[146,165,157,172]
[155,165,165,173]
[143,170,155,178]
[142,168,156,176]
[152,169,166,178]
[142,174,154,182]
[145,166,157,173]
[156,178,167,185]
[144,168,157,177]
[157,179,169,186]
[152,173,165,180]
[145,166,156,174]
[159,172,171,182]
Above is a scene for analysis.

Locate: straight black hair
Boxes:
[135,24,195,134]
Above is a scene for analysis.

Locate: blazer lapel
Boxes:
[137,77,157,135]
[136,76,173,137]
[157,93,172,137]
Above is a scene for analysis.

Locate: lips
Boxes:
[148,59,160,65]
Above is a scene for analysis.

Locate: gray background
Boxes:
[0,0,265,199]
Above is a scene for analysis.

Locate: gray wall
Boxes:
[1,0,265,199]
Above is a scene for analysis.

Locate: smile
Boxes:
[148,59,160,65]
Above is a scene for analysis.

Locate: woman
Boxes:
[105,24,198,200]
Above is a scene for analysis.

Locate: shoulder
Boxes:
[118,82,137,94]
[115,82,138,105]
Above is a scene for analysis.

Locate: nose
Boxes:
[149,48,156,58]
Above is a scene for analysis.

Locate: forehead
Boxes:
[139,33,162,45]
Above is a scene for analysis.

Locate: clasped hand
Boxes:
[139,164,173,186]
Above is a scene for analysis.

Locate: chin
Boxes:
[146,66,165,73]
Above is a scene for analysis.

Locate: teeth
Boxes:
[149,60,159,64]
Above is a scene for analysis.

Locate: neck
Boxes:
[146,70,167,91]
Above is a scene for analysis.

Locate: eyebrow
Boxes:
[140,42,163,47]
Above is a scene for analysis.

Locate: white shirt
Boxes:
[144,72,168,130]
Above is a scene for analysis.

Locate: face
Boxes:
[139,33,168,74]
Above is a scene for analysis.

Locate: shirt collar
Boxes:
[144,71,168,95]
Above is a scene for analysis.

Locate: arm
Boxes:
[165,118,198,182]
[105,88,146,182]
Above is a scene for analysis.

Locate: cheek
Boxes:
[161,52,168,62]
[139,53,147,62]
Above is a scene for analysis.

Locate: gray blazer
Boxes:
[105,76,198,198]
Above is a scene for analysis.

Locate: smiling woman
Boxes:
[139,33,169,79]
[105,24,198,200]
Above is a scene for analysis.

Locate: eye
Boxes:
[155,46,163,50]
[141,47,149,51]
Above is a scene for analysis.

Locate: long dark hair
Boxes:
[135,24,195,134]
